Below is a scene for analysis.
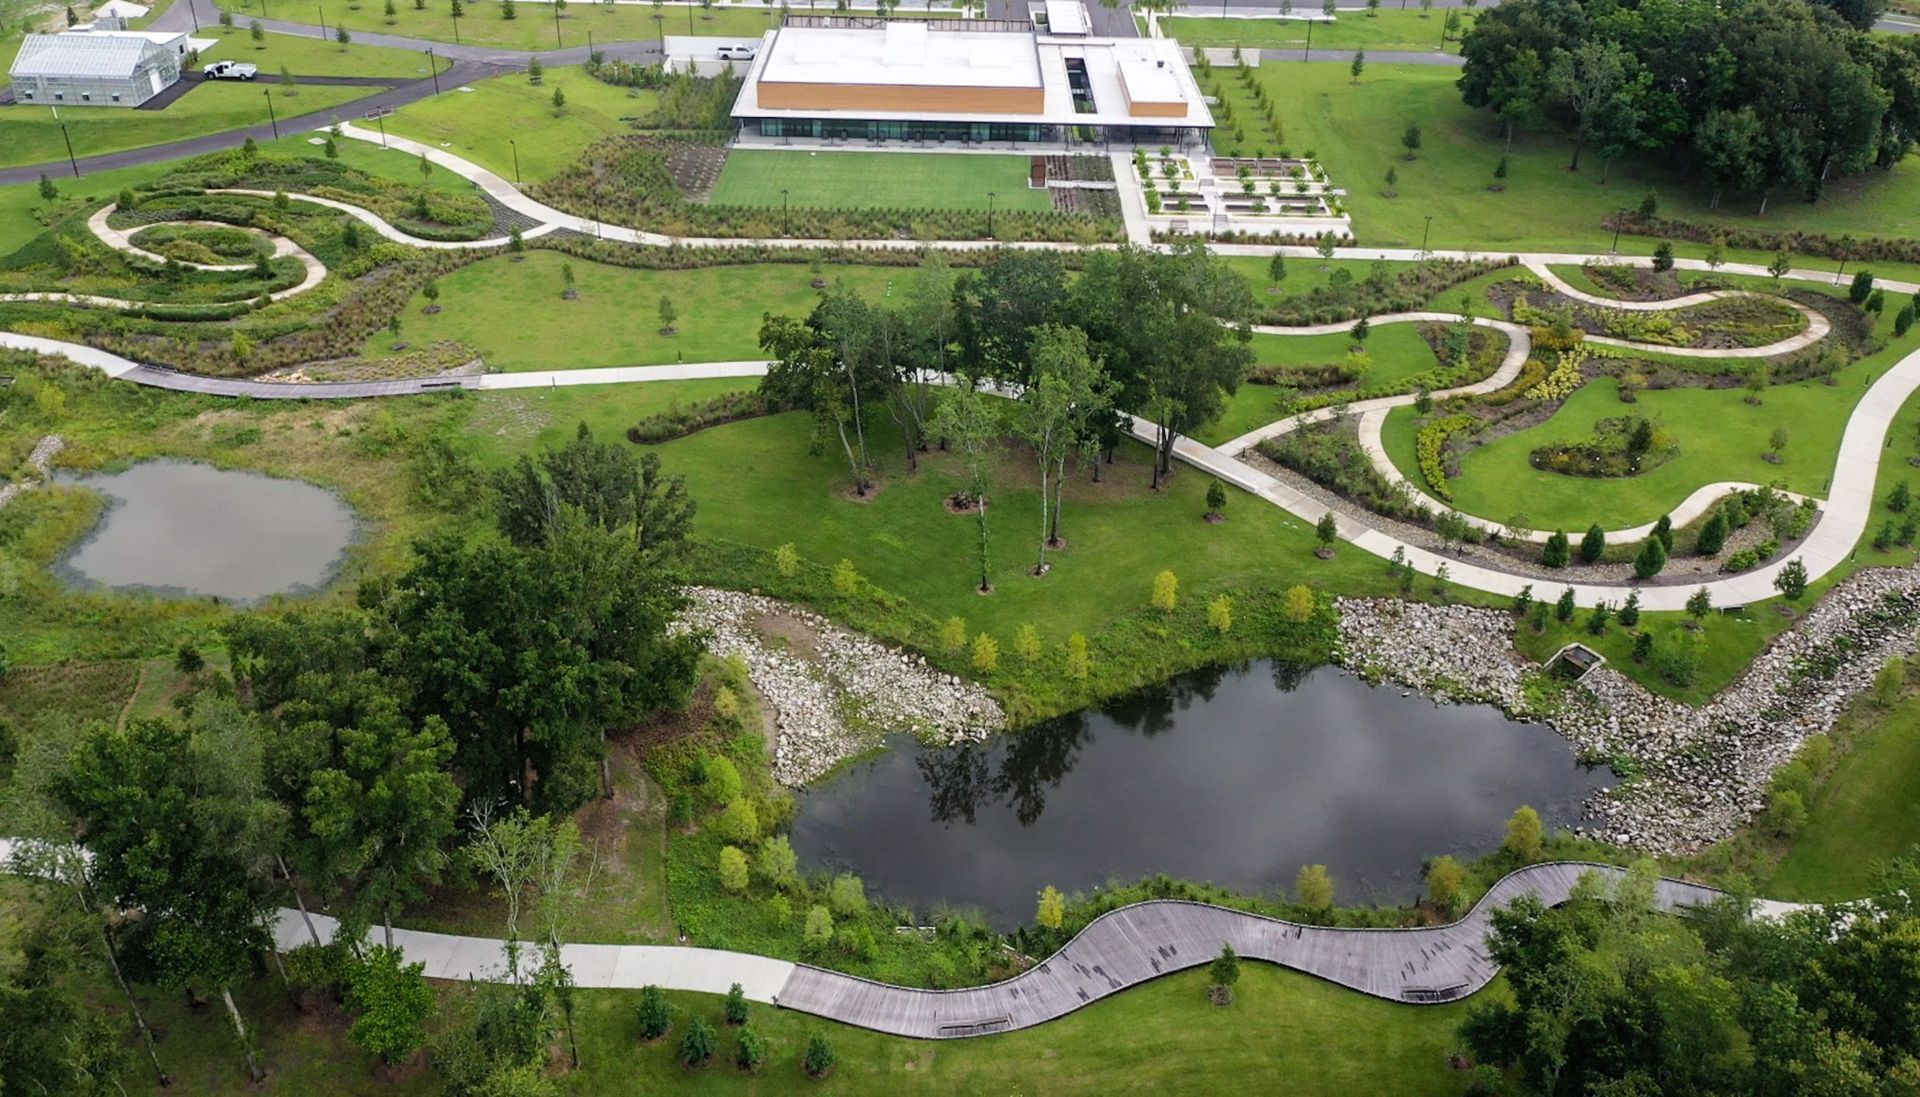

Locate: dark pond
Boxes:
[791,661,1612,928]
[54,460,356,603]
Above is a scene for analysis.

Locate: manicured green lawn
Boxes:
[1229,63,1920,249]
[193,23,451,78]
[1164,10,1470,52]
[212,0,893,51]
[710,150,1054,212]
[380,64,657,183]
[1223,254,1393,299]
[1449,376,1845,530]
[640,406,1403,645]
[1768,685,1920,901]
[370,253,908,368]
[118,963,1471,1095]
[0,82,373,169]
[1196,323,1441,446]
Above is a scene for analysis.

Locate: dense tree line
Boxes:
[1464,853,1920,1094]
[1458,0,1920,207]
[1,427,699,1087]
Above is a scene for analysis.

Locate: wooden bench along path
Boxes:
[773,862,1732,1038]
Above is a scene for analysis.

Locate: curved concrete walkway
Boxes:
[1526,260,1832,358]
[1,836,1786,1037]
[5,133,1917,610]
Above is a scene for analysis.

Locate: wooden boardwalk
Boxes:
[773,862,1731,1038]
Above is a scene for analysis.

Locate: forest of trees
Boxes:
[1457,0,1920,207]
[1,426,701,1091]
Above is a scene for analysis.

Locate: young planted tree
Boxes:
[1018,328,1081,575]
[1316,510,1339,557]
[1542,530,1571,568]
[1351,47,1366,84]
[1579,524,1606,563]
[1685,585,1713,627]
[1504,804,1544,860]
[1633,536,1667,579]
[658,294,677,335]
[1208,944,1242,1005]
[1774,557,1809,602]
[1400,122,1423,159]
[345,946,436,1069]
[929,383,1001,592]
[1556,586,1577,622]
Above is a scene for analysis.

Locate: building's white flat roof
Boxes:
[93,0,153,17]
[734,30,1212,129]
[1044,0,1089,35]
[758,22,1042,90]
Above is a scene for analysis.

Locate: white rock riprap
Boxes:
[0,434,66,511]
[1337,566,1920,855]
[676,587,1004,786]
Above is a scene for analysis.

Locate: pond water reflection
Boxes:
[791,660,1611,928]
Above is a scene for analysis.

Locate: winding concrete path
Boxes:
[3,834,1775,1036]
[6,135,1920,610]
[258,860,1738,1036]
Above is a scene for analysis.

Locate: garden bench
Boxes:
[1401,982,1469,1003]
[937,1016,1010,1037]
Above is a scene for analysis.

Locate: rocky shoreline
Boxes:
[676,587,1004,787]
[1337,566,1920,855]
[0,435,66,512]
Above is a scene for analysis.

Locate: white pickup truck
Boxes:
[202,60,259,81]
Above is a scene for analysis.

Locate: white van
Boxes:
[714,43,758,61]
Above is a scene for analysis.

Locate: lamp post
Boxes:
[1834,257,1847,287]
[687,5,693,34]
[510,138,521,185]
[1609,224,1621,256]
[450,7,459,42]
[263,88,278,138]
[426,48,440,93]
[1303,19,1313,62]
[59,122,79,178]
[317,5,325,40]
[552,0,562,47]
[376,114,388,147]
[781,187,789,235]
[1420,214,1432,259]
[987,190,996,238]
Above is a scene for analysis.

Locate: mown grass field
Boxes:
[211,0,943,52]
[380,64,658,183]
[1224,62,1920,250]
[1195,322,1442,446]
[1767,685,1920,901]
[368,253,908,368]
[0,82,372,169]
[710,150,1054,213]
[104,962,1471,1096]
[1163,9,1470,52]
[193,23,452,77]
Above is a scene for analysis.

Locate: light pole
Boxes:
[552,0,562,47]
[1420,214,1432,258]
[427,48,440,94]
[450,6,459,42]
[59,122,79,178]
[987,190,995,238]
[1609,224,1621,255]
[263,88,279,139]
[376,114,388,147]
[781,187,789,235]
[1303,19,1313,61]
[687,5,694,34]
[317,5,325,40]
[510,138,521,185]
[1834,257,1848,287]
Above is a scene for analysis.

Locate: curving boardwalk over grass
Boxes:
[775,862,1731,1037]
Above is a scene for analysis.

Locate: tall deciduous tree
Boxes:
[929,383,1001,593]
[56,701,289,1084]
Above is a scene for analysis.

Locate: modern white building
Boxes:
[8,25,196,108]
[728,19,1214,150]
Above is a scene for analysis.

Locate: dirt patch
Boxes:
[667,143,729,201]
[944,492,987,515]
[839,477,887,503]
[752,610,824,661]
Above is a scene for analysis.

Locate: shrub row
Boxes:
[627,391,771,444]
[1414,414,1475,501]
[1607,211,1920,265]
